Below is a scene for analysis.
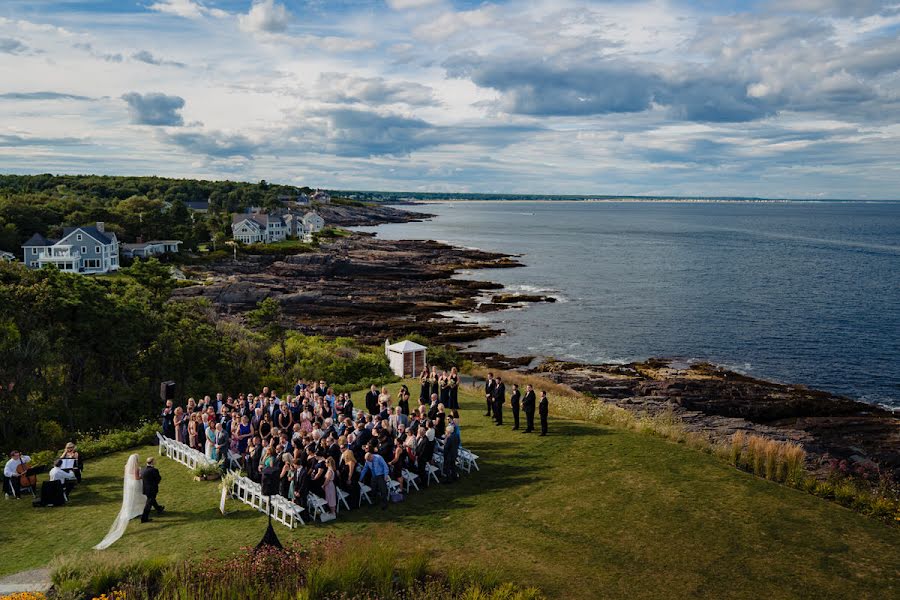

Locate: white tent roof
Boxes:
[387,340,427,352]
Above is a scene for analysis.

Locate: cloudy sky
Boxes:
[1,0,899,198]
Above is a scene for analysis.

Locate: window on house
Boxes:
[32,248,37,255]
[95,245,100,252]
[76,234,83,241]
[81,246,87,254]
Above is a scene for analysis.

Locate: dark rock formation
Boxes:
[533,359,900,477]
[313,203,432,226]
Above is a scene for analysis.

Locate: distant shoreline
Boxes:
[401,198,900,205]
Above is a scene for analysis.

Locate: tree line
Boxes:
[0,174,316,254]
[0,259,394,453]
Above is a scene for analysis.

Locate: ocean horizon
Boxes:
[356,200,900,410]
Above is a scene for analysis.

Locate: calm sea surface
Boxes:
[354,201,900,409]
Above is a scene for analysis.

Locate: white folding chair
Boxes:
[402,469,419,492]
[425,463,440,485]
[336,487,351,512]
[358,482,373,506]
[306,493,328,522]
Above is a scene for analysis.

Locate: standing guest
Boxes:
[448,367,460,410]
[493,377,506,426]
[359,452,390,509]
[291,458,309,508]
[205,419,217,459]
[294,379,306,396]
[539,391,550,436]
[439,372,450,406]
[188,414,200,451]
[323,457,338,514]
[365,384,379,416]
[522,385,536,433]
[442,424,460,482]
[378,386,391,411]
[4,450,32,498]
[484,373,496,417]
[278,406,293,432]
[419,368,430,403]
[237,415,253,453]
[161,400,175,438]
[343,393,354,419]
[429,366,439,399]
[259,413,273,442]
[279,454,294,498]
[434,404,447,438]
[510,384,521,431]
[246,436,263,483]
[339,449,359,507]
[213,423,228,461]
[398,386,410,416]
[173,407,185,444]
[60,442,83,483]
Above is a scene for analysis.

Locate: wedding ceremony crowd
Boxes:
[160,368,473,517]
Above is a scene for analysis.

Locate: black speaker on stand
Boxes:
[256,465,283,550]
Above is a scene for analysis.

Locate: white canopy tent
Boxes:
[385,339,427,378]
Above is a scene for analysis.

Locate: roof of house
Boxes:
[387,340,427,352]
[123,240,183,250]
[0,250,15,259]
[22,233,56,247]
[62,225,113,245]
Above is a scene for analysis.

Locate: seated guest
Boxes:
[60,442,83,483]
[49,459,77,495]
[4,450,33,499]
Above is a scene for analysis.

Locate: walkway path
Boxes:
[0,567,51,594]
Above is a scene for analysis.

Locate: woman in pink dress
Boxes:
[323,457,337,514]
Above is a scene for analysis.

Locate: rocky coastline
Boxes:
[177,202,898,478]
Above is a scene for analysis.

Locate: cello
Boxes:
[17,457,37,491]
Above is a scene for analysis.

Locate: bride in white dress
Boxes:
[94,453,146,550]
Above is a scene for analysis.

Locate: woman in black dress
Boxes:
[449,367,460,410]
[279,454,294,498]
[339,449,359,507]
[439,372,450,406]
[398,385,410,416]
[419,368,430,403]
[429,366,439,399]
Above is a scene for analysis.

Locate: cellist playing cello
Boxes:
[3,450,35,499]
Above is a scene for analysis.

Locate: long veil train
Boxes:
[94,453,146,550]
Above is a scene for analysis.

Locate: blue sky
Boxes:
[1,0,899,198]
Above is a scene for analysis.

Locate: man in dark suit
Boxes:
[522,385,536,433]
[493,377,505,426]
[365,384,379,416]
[484,374,495,416]
[539,391,549,436]
[140,457,164,522]
[441,424,460,482]
[510,384,521,430]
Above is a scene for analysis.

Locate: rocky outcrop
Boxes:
[313,203,432,226]
[173,234,526,345]
[533,359,900,477]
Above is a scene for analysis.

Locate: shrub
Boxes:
[29,421,161,469]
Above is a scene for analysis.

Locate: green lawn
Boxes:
[1,382,898,599]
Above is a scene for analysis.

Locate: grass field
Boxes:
[1,381,898,599]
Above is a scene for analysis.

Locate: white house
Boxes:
[232,210,325,244]
[21,222,119,274]
[121,240,182,259]
[302,211,325,235]
[385,339,427,378]
[311,190,331,204]
[231,212,288,244]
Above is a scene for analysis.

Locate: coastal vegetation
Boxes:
[1,384,898,599]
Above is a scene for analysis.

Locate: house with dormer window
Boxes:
[21,222,119,274]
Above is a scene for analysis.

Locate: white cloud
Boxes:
[239,0,292,34]
[387,0,442,9]
[414,6,500,41]
[147,0,227,20]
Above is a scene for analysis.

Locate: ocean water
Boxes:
[354,201,900,409]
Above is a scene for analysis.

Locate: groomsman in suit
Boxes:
[492,377,505,426]
[140,457,164,523]
[484,374,496,416]
[522,385,536,433]
[510,384,521,430]
[365,384,379,416]
[539,391,549,436]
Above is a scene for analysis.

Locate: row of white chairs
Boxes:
[228,472,306,528]
[157,433,216,470]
